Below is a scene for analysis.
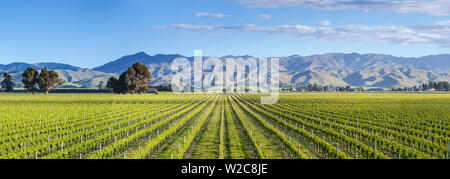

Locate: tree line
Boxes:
[281,81,450,92]
[391,81,450,91]
[422,81,450,91]
[0,73,14,92]
[283,83,362,92]
[1,68,66,94]
[1,62,153,95]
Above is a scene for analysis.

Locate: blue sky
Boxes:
[0,0,449,68]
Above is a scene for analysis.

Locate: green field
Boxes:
[0,93,449,159]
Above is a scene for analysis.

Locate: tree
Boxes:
[312,83,321,91]
[106,77,116,89]
[422,81,450,91]
[124,67,137,94]
[107,75,128,94]
[22,67,39,94]
[130,62,153,94]
[1,72,15,92]
[307,84,313,91]
[37,68,65,95]
[98,81,104,90]
[108,62,153,94]
[106,77,118,93]
[346,85,352,91]
[429,81,434,89]
[443,82,450,91]
[437,82,445,91]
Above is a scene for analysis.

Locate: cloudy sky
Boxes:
[0,0,449,68]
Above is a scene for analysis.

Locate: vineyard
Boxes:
[0,93,449,159]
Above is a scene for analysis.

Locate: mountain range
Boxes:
[1,52,449,88]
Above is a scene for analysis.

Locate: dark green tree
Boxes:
[106,77,116,89]
[1,72,15,92]
[307,84,313,91]
[22,67,39,94]
[37,68,65,95]
[346,85,352,91]
[312,83,321,91]
[429,81,434,89]
[422,81,450,91]
[108,62,153,94]
[438,82,444,91]
[125,67,137,94]
[131,62,153,94]
[108,73,130,94]
[106,77,119,93]
[443,82,450,91]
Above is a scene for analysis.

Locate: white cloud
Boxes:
[412,20,450,47]
[195,12,229,18]
[316,20,331,26]
[259,14,271,19]
[156,24,218,30]
[154,22,450,47]
[233,0,450,15]
[436,20,450,26]
[412,20,450,33]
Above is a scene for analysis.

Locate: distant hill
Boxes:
[92,52,188,74]
[92,52,450,88]
[0,62,81,72]
[277,53,450,87]
[2,52,449,88]
[0,62,117,88]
